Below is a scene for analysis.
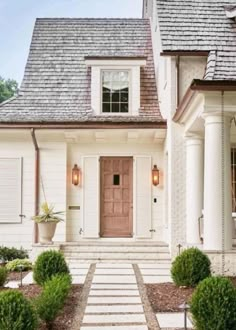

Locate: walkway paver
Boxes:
[80,263,149,329]
[156,312,193,328]
[138,263,172,284]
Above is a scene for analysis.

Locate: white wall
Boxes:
[0,133,35,249]
[0,132,67,249]
[66,141,165,242]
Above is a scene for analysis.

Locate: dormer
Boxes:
[225,5,236,21]
[85,57,147,116]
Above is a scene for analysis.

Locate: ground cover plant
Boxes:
[0,246,28,261]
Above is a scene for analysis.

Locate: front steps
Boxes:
[60,241,171,264]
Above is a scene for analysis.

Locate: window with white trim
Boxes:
[102,70,129,113]
[0,158,22,223]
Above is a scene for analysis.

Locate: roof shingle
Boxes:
[156,0,236,80]
[0,18,164,124]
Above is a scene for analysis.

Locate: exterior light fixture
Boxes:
[152,165,159,186]
[72,164,81,186]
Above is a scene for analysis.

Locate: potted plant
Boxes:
[32,202,64,244]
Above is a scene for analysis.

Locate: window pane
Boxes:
[121,93,128,102]
[102,70,129,113]
[120,103,128,113]
[120,71,129,81]
[112,92,119,102]
[102,103,110,113]
[112,103,119,113]
[102,71,111,82]
[103,93,110,103]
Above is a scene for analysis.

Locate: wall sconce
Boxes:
[152,165,159,186]
[72,164,81,186]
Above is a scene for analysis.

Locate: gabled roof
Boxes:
[156,0,236,80]
[0,18,165,125]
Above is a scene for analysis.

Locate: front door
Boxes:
[100,157,133,237]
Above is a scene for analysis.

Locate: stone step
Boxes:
[67,258,171,264]
[62,245,169,253]
[63,252,170,260]
[61,241,168,247]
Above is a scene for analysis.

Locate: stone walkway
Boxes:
[7,262,193,329]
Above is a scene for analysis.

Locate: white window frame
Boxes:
[101,69,131,115]
[86,59,146,116]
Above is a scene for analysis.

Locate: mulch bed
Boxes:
[0,283,83,330]
[146,277,236,313]
[7,271,30,281]
[146,283,194,313]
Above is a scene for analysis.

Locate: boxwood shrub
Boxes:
[0,246,28,261]
[171,247,211,287]
[35,274,72,328]
[0,290,38,330]
[191,276,236,330]
[33,250,69,285]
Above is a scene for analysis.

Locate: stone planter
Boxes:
[38,222,57,244]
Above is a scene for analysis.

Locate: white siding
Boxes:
[39,142,67,242]
[0,137,35,249]
[0,158,22,223]
[135,156,152,238]
[82,156,99,238]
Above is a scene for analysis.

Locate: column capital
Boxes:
[202,111,234,124]
[184,134,204,146]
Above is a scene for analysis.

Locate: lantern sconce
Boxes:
[72,164,81,186]
[152,165,159,186]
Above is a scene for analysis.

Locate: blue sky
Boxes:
[0,0,143,85]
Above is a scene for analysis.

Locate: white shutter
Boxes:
[0,158,22,223]
[135,156,152,238]
[82,156,99,238]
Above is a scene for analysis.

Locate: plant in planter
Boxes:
[32,203,64,245]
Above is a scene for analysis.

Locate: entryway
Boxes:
[100,157,133,237]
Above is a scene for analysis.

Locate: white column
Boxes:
[204,114,232,250]
[186,136,204,244]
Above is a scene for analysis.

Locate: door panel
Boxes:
[100,157,133,237]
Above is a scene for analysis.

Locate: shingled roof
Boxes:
[156,0,236,80]
[0,18,165,125]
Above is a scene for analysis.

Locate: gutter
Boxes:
[173,79,236,122]
[0,121,167,129]
[30,129,39,244]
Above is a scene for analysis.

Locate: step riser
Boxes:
[67,259,171,263]
[62,246,169,253]
[64,252,170,259]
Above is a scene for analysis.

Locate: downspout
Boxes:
[176,55,180,106]
[31,129,39,243]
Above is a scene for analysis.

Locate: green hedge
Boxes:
[171,247,211,287]
[191,276,236,330]
[0,246,28,261]
[35,274,72,328]
[0,290,38,330]
[33,250,69,285]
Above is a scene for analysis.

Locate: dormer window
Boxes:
[102,70,129,113]
[85,57,147,116]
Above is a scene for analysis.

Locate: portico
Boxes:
[175,90,236,252]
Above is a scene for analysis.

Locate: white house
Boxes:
[0,1,236,273]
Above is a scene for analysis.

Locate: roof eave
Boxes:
[0,120,167,129]
[161,51,209,57]
[173,79,236,122]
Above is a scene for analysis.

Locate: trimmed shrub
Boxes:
[171,247,211,287]
[191,276,236,330]
[6,259,32,272]
[0,246,28,261]
[35,274,72,329]
[33,250,69,285]
[0,290,38,330]
[0,267,8,287]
